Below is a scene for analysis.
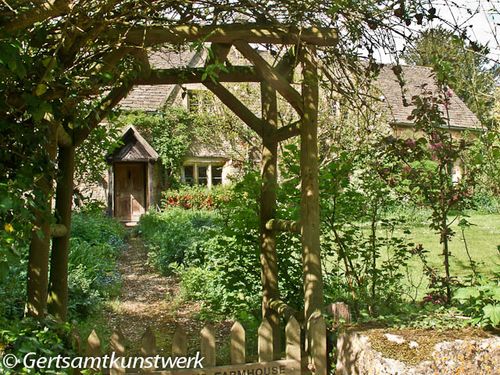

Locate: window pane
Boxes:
[212,165,223,185]
[184,165,194,185]
[198,166,208,185]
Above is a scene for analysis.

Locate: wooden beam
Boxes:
[122,24,338,47]
[134,66,261,85]
[234,40,304,116]
[209,43,233,63]
[204,81,265,138]
[273,121,301,143]
[259,81,280,359]
[268,298,301,322]
[265,219,300,234]
[300,47,324,324]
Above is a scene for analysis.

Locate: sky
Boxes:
[436,0,499,62]
[377,0,500,65]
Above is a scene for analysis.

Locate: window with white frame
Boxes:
[181,163,225,187]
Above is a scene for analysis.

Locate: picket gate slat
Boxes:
[308,315,326,375]
[110,328,126,375]
[258,318,273,362]
[201,324,216,367]
[172,325,188,357]
[71,329,83,375]
[86,330,102,373]
[141,327,157,372]
[285,317,301,362]
[87,329,102,356]
[80,314,322,375]
[230,321,245,364]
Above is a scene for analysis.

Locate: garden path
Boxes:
[103,235,229,354]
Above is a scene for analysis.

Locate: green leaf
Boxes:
[35,83,48,96]
[482,304,500,326]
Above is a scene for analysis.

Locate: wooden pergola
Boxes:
[41,22,337,375]
[128,23,337,374]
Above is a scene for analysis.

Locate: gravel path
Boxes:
[103,236,204,354]
[101,235,233,356]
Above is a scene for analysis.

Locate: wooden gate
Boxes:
[75,317,324,375]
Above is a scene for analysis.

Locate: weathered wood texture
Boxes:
[299,47,324,323]
[204,80,265,137]
[265,219,300,234]
[230,321,245,364]
[308,315,327,375]
[135,66,261,85]
[260,81,281,358]
[81,321,302,374]
[201,325,216,367]
[235,41,304,116]
[122,24,338,46]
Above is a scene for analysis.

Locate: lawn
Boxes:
[397,212,500,299]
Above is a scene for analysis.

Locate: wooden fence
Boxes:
[74,316,328,375]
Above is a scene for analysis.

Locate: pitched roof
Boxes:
[375,65,481,130]
[119,49,205,111]
[119,51,481,130]
[108,125,159,162]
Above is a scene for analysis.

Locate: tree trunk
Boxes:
[300,47,324,323]
[26,122,58,318]
[48,145,75,321]
[441,215,452,303]
[259,81,280,357]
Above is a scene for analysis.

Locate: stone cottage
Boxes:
[89,49,481,223]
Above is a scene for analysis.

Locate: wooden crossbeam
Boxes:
[265,219,300,234]
[122,24,338,47]
[203,43,266,137]
[234,40,304,116]
[134,66,261,85]
[273,121,301,142]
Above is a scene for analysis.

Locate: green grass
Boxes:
[396,212,500,299]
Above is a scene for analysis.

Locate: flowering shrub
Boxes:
[162,185,233,210]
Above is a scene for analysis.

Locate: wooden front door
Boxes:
[114,162,147,222]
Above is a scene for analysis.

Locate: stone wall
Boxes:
[336,330,499,375]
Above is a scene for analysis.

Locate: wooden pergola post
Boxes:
[300,47,324,322]
[259,81,280,358]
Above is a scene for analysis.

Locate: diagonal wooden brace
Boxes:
[234,40,304,117]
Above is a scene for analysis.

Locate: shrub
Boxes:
[138,208,220,273]
[66,212,125,318]
[162,185,233,210]
[453,277,500,328]
[0,317,77,374]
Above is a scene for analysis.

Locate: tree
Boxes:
[403,27,497,127]
[381,86,480,303]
